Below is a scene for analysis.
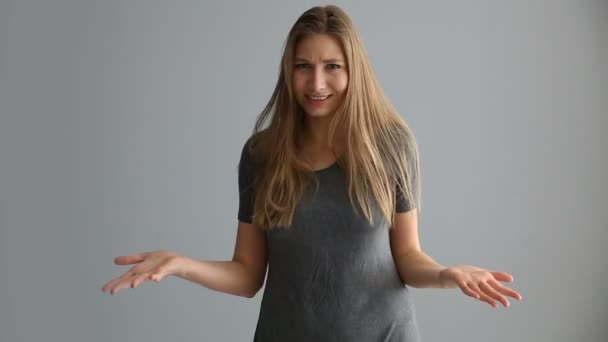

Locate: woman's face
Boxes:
[292,34,348,119]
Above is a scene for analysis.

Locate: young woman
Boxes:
[102,5,522,341]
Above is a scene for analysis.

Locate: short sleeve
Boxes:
[395,182,414,213]
[394,139,419,213]
[237,138,256,223]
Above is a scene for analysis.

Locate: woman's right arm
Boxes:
[177,221,268,298]
[101,221,268,298]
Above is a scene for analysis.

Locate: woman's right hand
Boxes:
[101,250,183,295]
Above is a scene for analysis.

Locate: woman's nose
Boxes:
[309,67,327,91]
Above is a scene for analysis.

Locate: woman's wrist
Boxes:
[438,267,457,289]
[172,255,191,279]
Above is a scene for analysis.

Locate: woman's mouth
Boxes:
[305,94,332,105]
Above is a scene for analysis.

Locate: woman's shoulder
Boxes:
[240,129,271,166]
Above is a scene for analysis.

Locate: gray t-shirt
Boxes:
[237,137,421,342]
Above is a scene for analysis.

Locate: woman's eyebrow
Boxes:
[295,57,344,63]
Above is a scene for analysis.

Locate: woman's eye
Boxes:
[294,64,341,70]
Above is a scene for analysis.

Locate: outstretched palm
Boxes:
[439,264,522,308]
[101,250,181,295]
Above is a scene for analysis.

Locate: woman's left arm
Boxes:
[390,209,523,308]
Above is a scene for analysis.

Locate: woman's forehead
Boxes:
[294,34,345,61]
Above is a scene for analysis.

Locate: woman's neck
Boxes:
[304,116,346,145]
[300,118,346,159]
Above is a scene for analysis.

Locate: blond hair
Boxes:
[244,5,422,230]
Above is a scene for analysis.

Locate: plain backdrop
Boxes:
[1,0,606,341]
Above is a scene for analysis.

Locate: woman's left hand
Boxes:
[439,264,522,308]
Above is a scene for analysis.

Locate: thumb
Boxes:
[490,271,514,282]
[114,254,145,265]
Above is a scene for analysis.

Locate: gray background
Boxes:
[1,0,606,341]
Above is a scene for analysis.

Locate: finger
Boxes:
[131,273,151,289]
[111,273,138,295]
[102,268,137,292]
[102,279,120,293]
[102,274,129,293]
[489,279,523,300]
[470,282,497,308]
[102,275,120,292]
[104,269,138,293]
[458,281,480,300]
[479,282,509,307]
[490,271,514,283]
[114,254,145,265]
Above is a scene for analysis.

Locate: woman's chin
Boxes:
[304,109,336,118]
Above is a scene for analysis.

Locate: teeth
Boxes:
[309,95,329,100]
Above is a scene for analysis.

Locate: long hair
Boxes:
[244,5,422,230]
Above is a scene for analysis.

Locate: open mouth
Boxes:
[305,94,333,104]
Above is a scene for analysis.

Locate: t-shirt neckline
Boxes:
[314,160,338,173]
